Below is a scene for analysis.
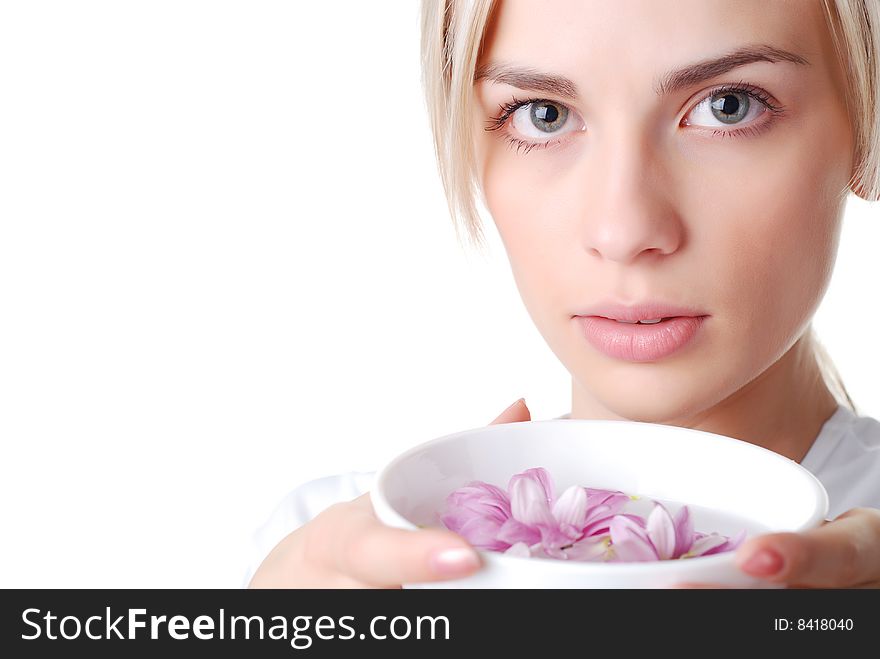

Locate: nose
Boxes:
[581,138,684,264]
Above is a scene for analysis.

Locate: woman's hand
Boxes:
[674,507,880,588]
[248,398,532,588]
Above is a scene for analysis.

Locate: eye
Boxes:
[484,96,584,153]
[682,83,785,136]
[509,100,579,140]
[484,83,786,155]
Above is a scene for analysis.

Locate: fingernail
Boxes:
[429,548,480,577]
[504,398,525,413]
[740,548,784,576]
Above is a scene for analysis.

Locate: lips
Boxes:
[576,316,706,362]
[574,301,708,324]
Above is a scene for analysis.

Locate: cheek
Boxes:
[478,125,582,312]
[481,160,572,317]
[688,128,846,345]
[475,97,579,269]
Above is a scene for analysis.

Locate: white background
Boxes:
[0,1,877,588]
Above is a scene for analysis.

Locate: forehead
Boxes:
[480,0,824,87]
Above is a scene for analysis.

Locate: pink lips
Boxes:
[575,314,708,362]
[574,301,707,323]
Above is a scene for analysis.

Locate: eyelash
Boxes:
[484,82,787,155]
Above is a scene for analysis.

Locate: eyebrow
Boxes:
[473,44,811,100]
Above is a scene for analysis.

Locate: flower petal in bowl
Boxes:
[370,418,828,589]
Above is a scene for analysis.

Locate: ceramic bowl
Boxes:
[370,418,828,588]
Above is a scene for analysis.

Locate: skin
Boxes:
[469,0,880,587]
[250,0,880,590]
[248,401,528,588]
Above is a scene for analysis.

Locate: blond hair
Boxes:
[420,0,879,413]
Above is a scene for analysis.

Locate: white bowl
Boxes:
[370,418,828,588]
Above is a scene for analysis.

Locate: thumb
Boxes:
[489,398,531,425]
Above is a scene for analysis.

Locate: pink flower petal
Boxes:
[609,514,658,562]
[687,533,730,557]
[698,529,748,556]
[725,529,748,551]
[583,495,627,527]
[503,542,532,557]
[440,481,514,549]
[537,523,583,556]
[564,535,612,562]
[509,475,556,527]
[583,511,644,537]
[441,470,749,563]
[446,482,511,519]
[672,505,694,557]
[646,503,677,560]
[447,516,510,551]
[585,488,631,514]
[580,513,619,537]
[495,516,541,547]
[507,467,556,505]
[551,485,588,529]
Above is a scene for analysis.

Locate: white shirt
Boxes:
[242,404,880,586]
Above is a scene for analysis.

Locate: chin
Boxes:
[575,361,730,425]
[606,398,701,425]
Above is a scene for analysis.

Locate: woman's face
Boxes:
[472,0,855,422]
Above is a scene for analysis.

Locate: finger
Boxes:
[735,507,880,588]
[316,493,482,587]
[490,398,531,425]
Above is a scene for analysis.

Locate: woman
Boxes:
[247,0,880,588]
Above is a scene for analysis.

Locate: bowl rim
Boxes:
[371,417,830,572]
